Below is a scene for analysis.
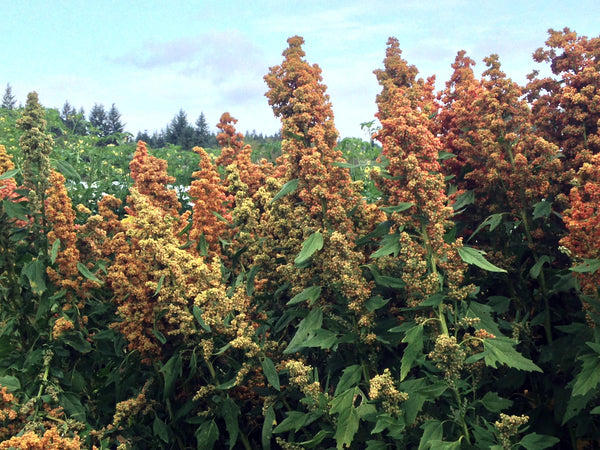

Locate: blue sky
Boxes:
[1,0,599,139]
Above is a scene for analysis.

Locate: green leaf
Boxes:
[519,432,560,450]
[482,337,542,372]
[467,213,505,242]
[532,200,552,220]
[60,392,86,421]
[261,357,280,391]
[154,274,165,296]
[572,351,600,397]
[287,285,322,306]
[479,391,513,413]
[0,168,19,180]
[152,328,167,345]
[452,190,474,211]
[50,239,60,264]
[23,259,47,295]
[197,234,208,256]
[366,296,390,312]
[262,406,275,450]
[160,354,183,400]
[356,220,393,246]
[458,246,507,273]
[153,417,170,443]
[334,365,362,396]
[222,397,240,450]
[3,200,29,221]
[530,255,551,279]
[334,403,359,449]
[271,178,299,203]
[0,375,21,392]
[304,329,337,349]
[381,202,414,214]
[193,305,211,332]
[418,420,443,450]
[570,259,600,273]
[273,411,310,433]
[370,233,401,258]
[284,308,324,354]
[298,430,333,448]
[77,262,102,284]
[590,406,600,414]
[53,159,81,182]
[195,420,219,450]
[62,331,92,353]
[294,231,324,266]
[400,325,424,381]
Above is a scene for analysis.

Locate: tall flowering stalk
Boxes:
[189,146,233,257]
[374,38,472,313]
[560,153,600,317]
[526,28,600,174]
[45,170,96,303]
[16,92,54,248]
[262,36,382,329]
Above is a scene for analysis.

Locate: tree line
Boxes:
[2,83,281,151]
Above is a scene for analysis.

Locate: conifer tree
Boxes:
[1,83,17,110]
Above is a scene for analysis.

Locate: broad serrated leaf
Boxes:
[0,375,21,392]
[271,178,298,203]
[458,246,507,273]
[532,200,552,220]
[62,331,92,353]
[530,255,551,279]
[3,200,29,221]
[0,168,19,180]
[452,190,474,211]
[519,432,560,450]
[50,239,60,264]
[53,159,81,181]
[370,233,401,258]
[23,259,47,295]
[400,325,424,381]
[482,338,542,372]
[365,296,390,312]
[222,397,240,450]
[261,357,280,391]
[334,404,359,449]
[418,420,443,450]
[295,231,324,266]
[479,391,513,412]
[287,285,322,306]
[283,308,323,354]
[467,213,506,242]
[195,420,219,450]
[153,417,170,443]
[570,259,600,273]
[77,262,102,283]
[335,365,362,396]
[572,351,600,397]
[262,406,275,450]
[381,202,414,214]
[273,411,310,433]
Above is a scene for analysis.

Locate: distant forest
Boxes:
[1,82,282,151]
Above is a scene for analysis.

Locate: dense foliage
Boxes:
[0,28,599,449]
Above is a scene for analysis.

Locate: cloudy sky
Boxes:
[2,0,599,139]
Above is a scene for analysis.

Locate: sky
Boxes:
[1,0,599,139]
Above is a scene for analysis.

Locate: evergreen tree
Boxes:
[89,103,108,137]
[1,83,17,110]
[195,112,211,147]
[107,103,125,135]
